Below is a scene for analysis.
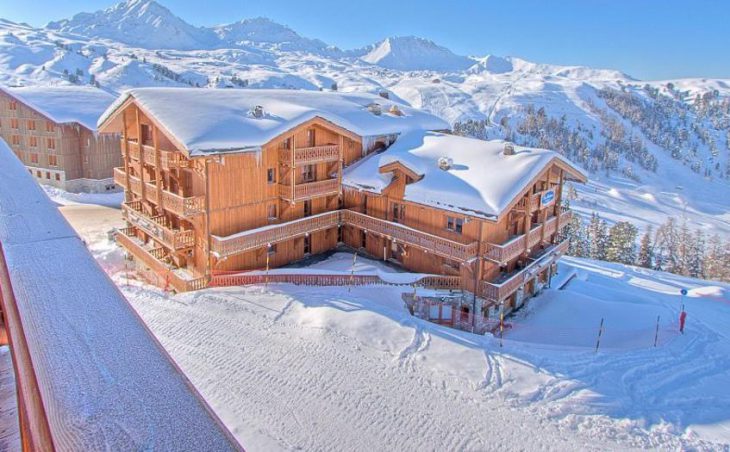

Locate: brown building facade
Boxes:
[98,88,586,314]
[0,86,121,193]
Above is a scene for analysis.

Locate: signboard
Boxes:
[540,189,556,207]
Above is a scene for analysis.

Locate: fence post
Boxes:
[265,245,270,288]
[653,315,660,347]
[349,250,357,292]
[595,318,604,353]
[499,303,504,348]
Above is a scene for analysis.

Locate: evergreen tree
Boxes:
[586,212,608,261]
[655,218,678,272]
[637,225,654,268]
[564,213,587,257]
[687,229,705,278]
[606,221,638,264]
[704,234,728,281]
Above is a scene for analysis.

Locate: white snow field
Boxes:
[61,192,730,451]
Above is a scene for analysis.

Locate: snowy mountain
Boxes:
[358,36,475,72]
[1,0,730,239]
[46,0,217,50]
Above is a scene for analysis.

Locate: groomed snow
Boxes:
[343,131,586,219]
[2,85,116,131]
[99,88,450,155]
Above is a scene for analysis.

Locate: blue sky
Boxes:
[1,0,728,80]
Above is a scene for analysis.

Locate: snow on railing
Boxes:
[0,141,240,451]
[278,144,340,165]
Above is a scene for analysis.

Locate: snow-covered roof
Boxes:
[343,131,587,219]
[98,87,450,155]
[2,85,117,132]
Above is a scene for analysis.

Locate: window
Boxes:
[267,204,277,220]
[303,235,311,255]
[47,138,56,150]
[140,124,152,145]
[301,164,316,182]
[446,216,464,234]
[11,135,20,146]
[27,120,36,131]
[307,129,315,147]
[267,244,277,256]
[30,153,39,164]
[9,100,17,110]
[55,173,61,181]
[303,200,312,217]
[392,203,405,223]
[10,118,18,129]
[29,136,38,147]
[48,155,58,167]
[267,168,276,184]
[45,172,50,180]
[46,121,54,132]
[280,137,291,150]
[361,231,367,249]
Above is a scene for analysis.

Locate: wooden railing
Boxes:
[162,190,205,217]
[0,142,240,451]
[279,178,340,202]
[122,202,195,250]
[279,144,339,165]
[211,211,341,258]
[342,210,479,262]
[113,167,126,186]
[210,272,461,291]
[481,234,526,264]
[479,239,569,302]
[124,140,191,170]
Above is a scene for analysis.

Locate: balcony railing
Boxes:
[123,140,191,170]
[279,178,340,202]
[342,210,478,262]
[211,211,340,258]
[480,239,569,302]
[162,190,205,217]
[481,234,526,264]
[279,144,340,166]
[116,228,208,292]
[122,202,195,250]
[114,167,144,196]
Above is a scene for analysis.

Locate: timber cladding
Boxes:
[0,90,121,192]
[102,95,578,308]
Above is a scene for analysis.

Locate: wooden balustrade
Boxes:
[342,210,479,262]
[122,203,195,250]
[211,211,341,258]
[279,144,340,165]
[481,234,526,264]
[0,144,240,451]
[161,190,205,217]
[210,272,462,290]
[527,224,543,249]
[279,178,340,202]
[113,167,126,186]
[530,192,542,210]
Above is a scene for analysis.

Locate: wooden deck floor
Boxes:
[0,346,19,451]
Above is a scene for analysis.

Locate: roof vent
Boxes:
[252,105,264,118]
[438,157,453,170]
[367,102,382,116]
[503,142,515,156]
[378,90,390,99]
[388,105,403,116]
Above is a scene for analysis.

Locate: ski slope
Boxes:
[54,189,729,452]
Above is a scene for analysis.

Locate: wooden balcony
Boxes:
[279,144,340,166]
[124,140,191,170]
[114,167,144,196]
[342,210,479,262]
[211,211,340,258]
[481,234,526,264]
[122,202,195,250]
[113,167,126,186]
[116,227,208,292]
[162,190,205,217]
[480,239,569,302]
[279,178,340,202]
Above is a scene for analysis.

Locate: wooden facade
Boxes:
[100,95,585,314]
[0,90,121,193]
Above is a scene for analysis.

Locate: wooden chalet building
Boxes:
[0,86,122,193]
[98,87,586,313]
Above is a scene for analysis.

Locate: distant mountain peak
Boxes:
[359,36,474,72]
[46,0,217,50]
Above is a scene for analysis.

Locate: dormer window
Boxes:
[446,216,464,234]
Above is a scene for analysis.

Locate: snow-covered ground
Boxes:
[62,201,730,450]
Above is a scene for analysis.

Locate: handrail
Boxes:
[0,140,241,451]
[278,144,339,165]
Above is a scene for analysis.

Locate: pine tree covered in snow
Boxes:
[637,225,654,268]
[606,221,638,264]
[586,213,608,261]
